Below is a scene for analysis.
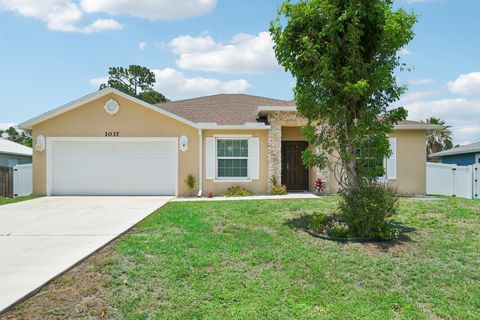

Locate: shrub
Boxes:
[377,223,400,241]
[271,184,287,195]
[308,213,329,233]
[339,180,399,239]
[326,221,349,238]
[270,175,287,195]
[313,177,326,193]
[270,175,279,186]
[206,191,214,198]
[224,186,253,197]
[184,174,196,192]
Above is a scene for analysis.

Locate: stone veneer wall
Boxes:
[266,111,330,194]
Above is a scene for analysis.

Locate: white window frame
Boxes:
[214,136,251,182]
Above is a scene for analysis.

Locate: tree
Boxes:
[99,65,169,104]
[424,117,453,155]
[0,126,32,147]
[271,0,416,190]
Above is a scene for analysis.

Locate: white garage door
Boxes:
[48,138,178,196]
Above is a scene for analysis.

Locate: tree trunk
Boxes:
[345,131,357,190]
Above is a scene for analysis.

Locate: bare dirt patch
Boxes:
[1,247,117,320]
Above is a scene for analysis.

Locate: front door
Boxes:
[281,141,309,191]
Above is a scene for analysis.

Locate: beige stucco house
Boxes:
[20,87,439,197]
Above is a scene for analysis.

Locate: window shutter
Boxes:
[249,137,260,180]
[206,138,215,180]
[387,138,397,180]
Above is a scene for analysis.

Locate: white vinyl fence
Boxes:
[13,163,32,197]
[427,162,479,199]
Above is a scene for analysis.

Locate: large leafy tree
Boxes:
[99,65,169,104]
[0,127,32,147]
[271,0,416,189]
[425,117,453,155]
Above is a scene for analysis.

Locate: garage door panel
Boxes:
[50,139,178,196]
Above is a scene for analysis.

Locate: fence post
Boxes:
[475,166,478,199]
[451,166,456,197]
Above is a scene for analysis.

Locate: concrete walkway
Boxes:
[172,192,319,202]
[0,196,171,313]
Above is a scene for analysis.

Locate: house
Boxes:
[0,138,32,167]
[19,87,439,197]
[429,141,480,166]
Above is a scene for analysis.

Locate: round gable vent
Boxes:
[104,99,120,115]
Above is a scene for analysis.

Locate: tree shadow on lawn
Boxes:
[284,214,416,253]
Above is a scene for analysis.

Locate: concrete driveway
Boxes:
[0,196,171,313]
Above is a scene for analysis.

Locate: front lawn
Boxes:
[0,196,38,206]
[3,197,479,319]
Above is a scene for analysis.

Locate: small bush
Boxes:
[270,175,287,195]
[270,175,279,186]
[377,223,400,241]
[313,177,326,193]
[339,180,399,239]
[224,186,253,197]
[184,174,196,193]
[206,191,214,198]
[271,184,287,195]
[308,213,329,233]
[326,221,349,238]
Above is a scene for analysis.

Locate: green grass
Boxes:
[99,197,479,319]
[0,196,38,205]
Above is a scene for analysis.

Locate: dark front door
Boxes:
[281,141,309,191]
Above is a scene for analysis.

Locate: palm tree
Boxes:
[424,117,453,155]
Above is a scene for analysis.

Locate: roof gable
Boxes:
[20,88,197,129]
[0,139,32,156]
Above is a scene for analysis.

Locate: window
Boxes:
[216,139,249,178]
[355,140,385,179]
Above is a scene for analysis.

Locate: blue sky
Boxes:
[1,0,480,144]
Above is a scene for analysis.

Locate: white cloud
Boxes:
[403,98,480,122]
[81,18,123,33]
[139,41,147,51]
[89,76,108,87]
[397,90,440,104]
[407,78,435,85]
[168,32,280,74]
[89,68,251,99]
[0,0,123,33]
[0,123,16,130]
[80,0,217,21]
[0,0,215,33]
[447,71,480,95]
[168,34,216,54]
[153,68,251,98]
[399,97,480,144]
[399,48,414,56]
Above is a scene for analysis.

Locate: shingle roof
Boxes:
[0,138,32,156]
[156,94,441,129]
[156,94,291,125]
[430,141,480,157]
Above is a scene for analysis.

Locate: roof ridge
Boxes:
[157,93,290,107]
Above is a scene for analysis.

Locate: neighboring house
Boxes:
[0,138,32,167]
[19,88,439,197]
[429,141,480,166]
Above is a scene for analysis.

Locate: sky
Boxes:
[1,0,480,144]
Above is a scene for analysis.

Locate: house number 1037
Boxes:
[105,131,119,137]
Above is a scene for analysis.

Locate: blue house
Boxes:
[430,141,480,166]
[0,138,32,167]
